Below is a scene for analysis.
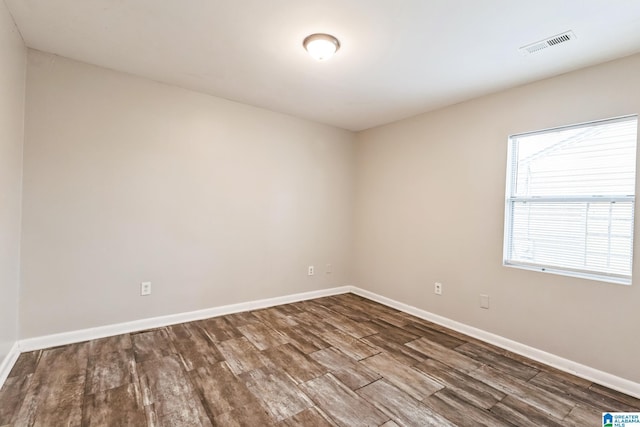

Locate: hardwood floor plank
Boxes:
[303,296,342,308]
[272,302,305,317]
[132,329,177,362]
[325,302,377,323]
[356,379,455,427]
[589,383,640,410]
[406,338,483,373]
[529,370,639,412]
[359,353,444,401]
[237,322,290,351]
[278,406,335,427]
[362,319,420,345]
[88,334,132,355]
[320,329,380,361]
[467,339,569,376]
[160,402,209,425]
[7,351,42,379]
[243,367,314,422]
[138,355,212,426]
[166,323,223,371]
[0,374,32,425]
[188,361,258,418]
[158,408,212,427]
[360,334,428,366]
[13,371,85,426]
[401,315,485,346]
[333,295,408,328]
[85,348,136,395]
[299,374,389,427]
[368,312,410,328]
[278,326,330,354]
[251,307,299,329]
[489,395,565,427]
[541,365,593,389]
[309,347,381,390]
[289,310,337,335]
[469,365,574,420]
[423,388,514,427]
[400,321,467,349]
[262,343,328,384]
[455,342,539,381]
[195,317,242,342]
[37,342,89,379]
[10,381,42,425]
[302,302,377,339]
[292,300,332,318]
[142,402,158,426]
[562,403,604,427]
[413,358,505,410]
[223,311,260,328]
[31,373,85,427]
[12,343,89,427]
[82,382,146,427]
[215,337,265,375]
[346,300,410,328]
[212,403,275,427]
[331,317,379,340]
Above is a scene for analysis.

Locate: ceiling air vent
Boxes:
[519,31,576,56]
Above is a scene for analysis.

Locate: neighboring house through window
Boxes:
[503,115,638,284]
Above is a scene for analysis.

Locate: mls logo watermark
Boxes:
[603,412,640,427]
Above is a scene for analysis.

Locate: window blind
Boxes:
[504,116,638,284]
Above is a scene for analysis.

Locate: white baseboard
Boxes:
[0,341,21,388]
[6,284,640,400]
[351,287,640,400]
[19,286,352,352]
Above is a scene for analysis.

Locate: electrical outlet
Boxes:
[308,266,314,276]
[434,282,442,295]
[141,281,152,296]
[480,294,490,309]
[325,264,332,274]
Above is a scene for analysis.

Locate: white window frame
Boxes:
[503,115,638,285]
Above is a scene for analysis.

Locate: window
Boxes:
[503,116,638,285]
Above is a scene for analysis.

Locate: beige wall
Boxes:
[354,53,640,382]
[0,1,25,363]
[20,50,355,338]
[15,42,640,383]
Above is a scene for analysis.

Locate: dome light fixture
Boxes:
[303,33,340,61]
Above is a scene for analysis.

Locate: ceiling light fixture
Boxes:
[303,33,340,61]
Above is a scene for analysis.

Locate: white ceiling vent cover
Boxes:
[519,31,576,55]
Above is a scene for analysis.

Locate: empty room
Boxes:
[1,1,640,426]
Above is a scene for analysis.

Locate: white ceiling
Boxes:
[6,1,640,131]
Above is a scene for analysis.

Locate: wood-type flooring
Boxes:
[1,293,638,426]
